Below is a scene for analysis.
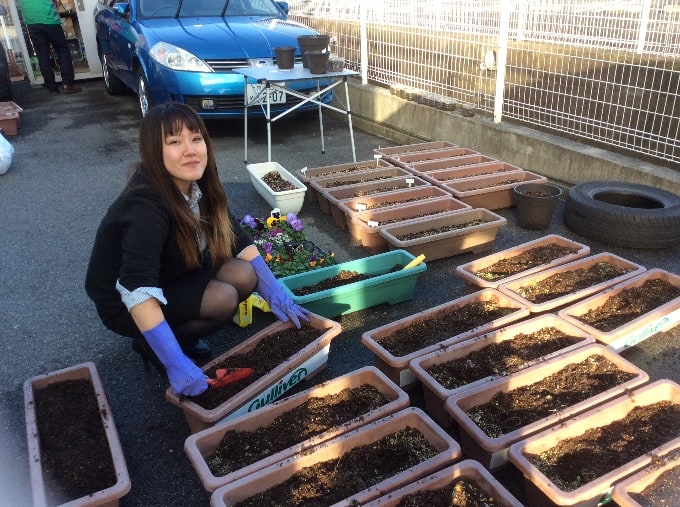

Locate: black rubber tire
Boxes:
[101,53,128,96]
[564,181,680,249]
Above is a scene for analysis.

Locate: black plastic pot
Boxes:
[513,182,563,230]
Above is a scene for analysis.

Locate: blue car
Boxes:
[93,0,330,117]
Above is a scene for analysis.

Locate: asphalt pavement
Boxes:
[1,79,678,507]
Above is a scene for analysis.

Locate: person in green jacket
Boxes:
[17,0,81,95]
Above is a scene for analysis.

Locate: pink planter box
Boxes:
[409,314,596,429]
[445,343,649,470]
[384,148,482,169]
[349,197,471,254]
[165,313,342,433]
[558,268,680,352]
[416,160,525,183]
[508,379,680,507]
[362,459,524,506]
[184,366,409,492]
[497,252,646,314]
[295,158,394,202]
[24,362,131,507]
[209,407,462,507]
[361,288,530,387]
[455,234,591,293]
[441,170,548,209]
[373,140,458,158]
[379,207,507,261]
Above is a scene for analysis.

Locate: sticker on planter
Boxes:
[218,344,331,424]
[609,307,680,352]
[368,220,380,227]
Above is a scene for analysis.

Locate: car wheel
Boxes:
[137,71,151,117]
[564,181,680,249]
[101,54,127,96]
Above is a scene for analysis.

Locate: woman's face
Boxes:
[162,125,208,194]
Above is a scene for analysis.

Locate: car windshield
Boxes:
[137,0,282,19]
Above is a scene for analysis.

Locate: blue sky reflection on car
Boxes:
[94,0,331,117]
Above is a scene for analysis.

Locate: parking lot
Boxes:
[1,78,678,506]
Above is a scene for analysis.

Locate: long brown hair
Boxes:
[134,102,235,269]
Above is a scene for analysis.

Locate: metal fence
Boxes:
[290,0,680,167]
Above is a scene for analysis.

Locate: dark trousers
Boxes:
[27,23,75,92]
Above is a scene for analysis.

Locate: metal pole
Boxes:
[637,0,653,54]
[345,77,356,162]
[317,79,325,154]
[243,76,248,163]
[266,81,272,162]
[494,0,511,124]
[360,0,368,85]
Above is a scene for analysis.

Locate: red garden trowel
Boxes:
[207,367,255,389]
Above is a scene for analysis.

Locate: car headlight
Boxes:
[149,42,212,72]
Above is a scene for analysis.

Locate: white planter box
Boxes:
[246,161,307,214]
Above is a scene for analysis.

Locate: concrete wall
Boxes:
[335,80,680,195]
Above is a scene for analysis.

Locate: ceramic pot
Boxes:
[513,182,563,230]
[297,34,330,68]
[273,46,296,69]
[307,50,330,74]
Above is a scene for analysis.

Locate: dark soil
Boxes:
[472,244,580,282]
[33,379,117,506]
[310,163,384,178]
[466,177,527,191]
[528,401,680,492]
[465,354,637,438]
[425,326,586,389]
[322,174,398,188]
[394,219,489,241]
[350,195,433,212]
[396,479,500,506]
[347,184,415,198]
[574,278,680,332]
[359,208,450,226]
[291,265,402,296]
[262,170,297,192]
[234,427,438,506]
[191,325,329,409]
[377,299,518,357]
[207,384,390,476]
[631,449,680,507]
[512,261,635,304]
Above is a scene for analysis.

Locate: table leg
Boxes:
[344,77,357,162]
[266,82,272,162]
[243,76,248,163]
[317,80,325,154]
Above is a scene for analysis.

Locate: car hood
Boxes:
[139,18,317,59]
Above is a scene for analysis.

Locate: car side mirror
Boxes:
[113,2,130,17]
[276,1,289,15]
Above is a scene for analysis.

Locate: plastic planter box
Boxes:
[385,148,485,169]
[441,170,548,209]
[508,379,680,507]
[558,268,680,352]
[497,252,646,314]
[362,460,524,507]
[0,101,22,136]
[278,249,427,318]
[245,161,307,214]
[361,288,530,387]
[165,313,342,433]
[417,160,525,183]
[379,208,507,261]
[184,366,409,492]
[24,362,131,507]
[407,154,499,177]
[373,141,458,158]
[349,197,471,254]
[209,407,462,507]
[445,343,649,470]
[455,234,591,293]
[409,314,596,429]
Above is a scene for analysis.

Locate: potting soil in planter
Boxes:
[511,261,636,304]
[630,450,680,506]
[392,218,489,241]
[291,266,403,297]
[207,384,390,476]
[378,300,517,357]
[233,427,438,506]
[33,379,117,506]
[527,401,680,492]
[574,278,680,331]
[425,327,586,390]
[395,479,499,506]
[465,355,637,438]
[192,325,330,410]
[262,171,297,191]
[471,244,581,282]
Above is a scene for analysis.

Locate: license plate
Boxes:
[246,84,286,104]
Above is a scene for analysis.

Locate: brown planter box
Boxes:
[373,140,458,158]
[379,208,507,261]
[441,170,548,209]
[508,379,680,507]
[184,366,409,492]
[0,101,22,136]
[361,288,530,387]
[349,197,471,254]
[409,314,596,429]
[210,407,462,507]
[321,175,431,228]
[417,160,525,184]
[385,148,484,169]
[557,268,680,352]
[611,440,680,507]
[455,234,591,293]
[362,459,524,507]
[296,158,393,202]
[407,154,499,177]
[165,313,342,433]
[24,362,131,507]
[497,252,646,314]
[445,343,649,469]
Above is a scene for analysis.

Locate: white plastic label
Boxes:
[356,203,367,211]
[405,178,415,187]
[368,220,379,227]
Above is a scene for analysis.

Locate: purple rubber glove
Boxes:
[251,255,310,328]
[142,320,208,396]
